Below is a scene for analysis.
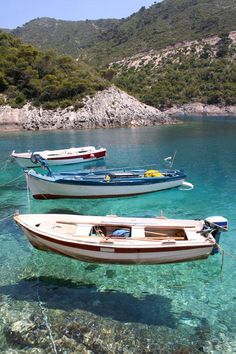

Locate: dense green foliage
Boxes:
[112,36,236,108]
[1,0,236,110]
[12,17,119,59]
[12,0,236,66]
[86,0,236,65]
[0,31,107,108]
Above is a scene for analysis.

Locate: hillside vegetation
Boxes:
[13,0,236,66]
[110,32,236,108]
[13,17,119,58]
[2,0,236,111]
[0,31,107,109]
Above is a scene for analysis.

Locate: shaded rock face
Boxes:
[0,86,173,131]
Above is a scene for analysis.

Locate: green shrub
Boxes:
[0,31,108,109]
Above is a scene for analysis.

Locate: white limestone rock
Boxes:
[0,86,173,131]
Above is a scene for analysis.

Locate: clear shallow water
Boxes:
[0,118,236,353]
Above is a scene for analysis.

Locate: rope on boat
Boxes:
[0,173,24,187]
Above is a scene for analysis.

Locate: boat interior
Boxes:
[45,147,95,157]
[48,221,191,241]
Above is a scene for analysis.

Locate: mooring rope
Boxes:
[0,213,17,222]
[26,173,31,213]
[33,253,58,354]
[36,287,58,354]
[0,157,13,171]
[0,174,24,187]
[214,242,236,282]
[218,245,225,276]
[217,243,236,261]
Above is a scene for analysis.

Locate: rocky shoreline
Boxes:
[0,86,173,131]
[0,86,235,131]
[165,103,236,117]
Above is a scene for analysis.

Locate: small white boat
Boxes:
[11,146,106,168]
[25,167,191,199]
[14,213,228,265]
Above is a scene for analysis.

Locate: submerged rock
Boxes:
[4,319,36,344]
[0,86,173,131]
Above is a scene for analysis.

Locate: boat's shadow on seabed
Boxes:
[0,277,177,328]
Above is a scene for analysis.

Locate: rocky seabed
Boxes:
[1,289,235,354]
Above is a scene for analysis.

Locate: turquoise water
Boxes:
[0,118,236,353]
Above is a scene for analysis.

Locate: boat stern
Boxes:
[204,216,228,254]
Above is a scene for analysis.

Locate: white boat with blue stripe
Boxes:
[25,162,193,199]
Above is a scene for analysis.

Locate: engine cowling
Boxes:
[204,216,228,255]
[204,216,228,231]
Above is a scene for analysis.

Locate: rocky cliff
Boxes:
[0,86,173,131]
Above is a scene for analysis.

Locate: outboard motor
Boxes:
[204,216,228,254]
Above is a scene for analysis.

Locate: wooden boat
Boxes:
[11,146,106,168]
[14,213,228,264]
[25,167,193,199]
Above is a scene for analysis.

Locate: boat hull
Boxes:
[20,225,213,265]
[12,149,106,168]
[14,213,225,265]
[26,172,186,199]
